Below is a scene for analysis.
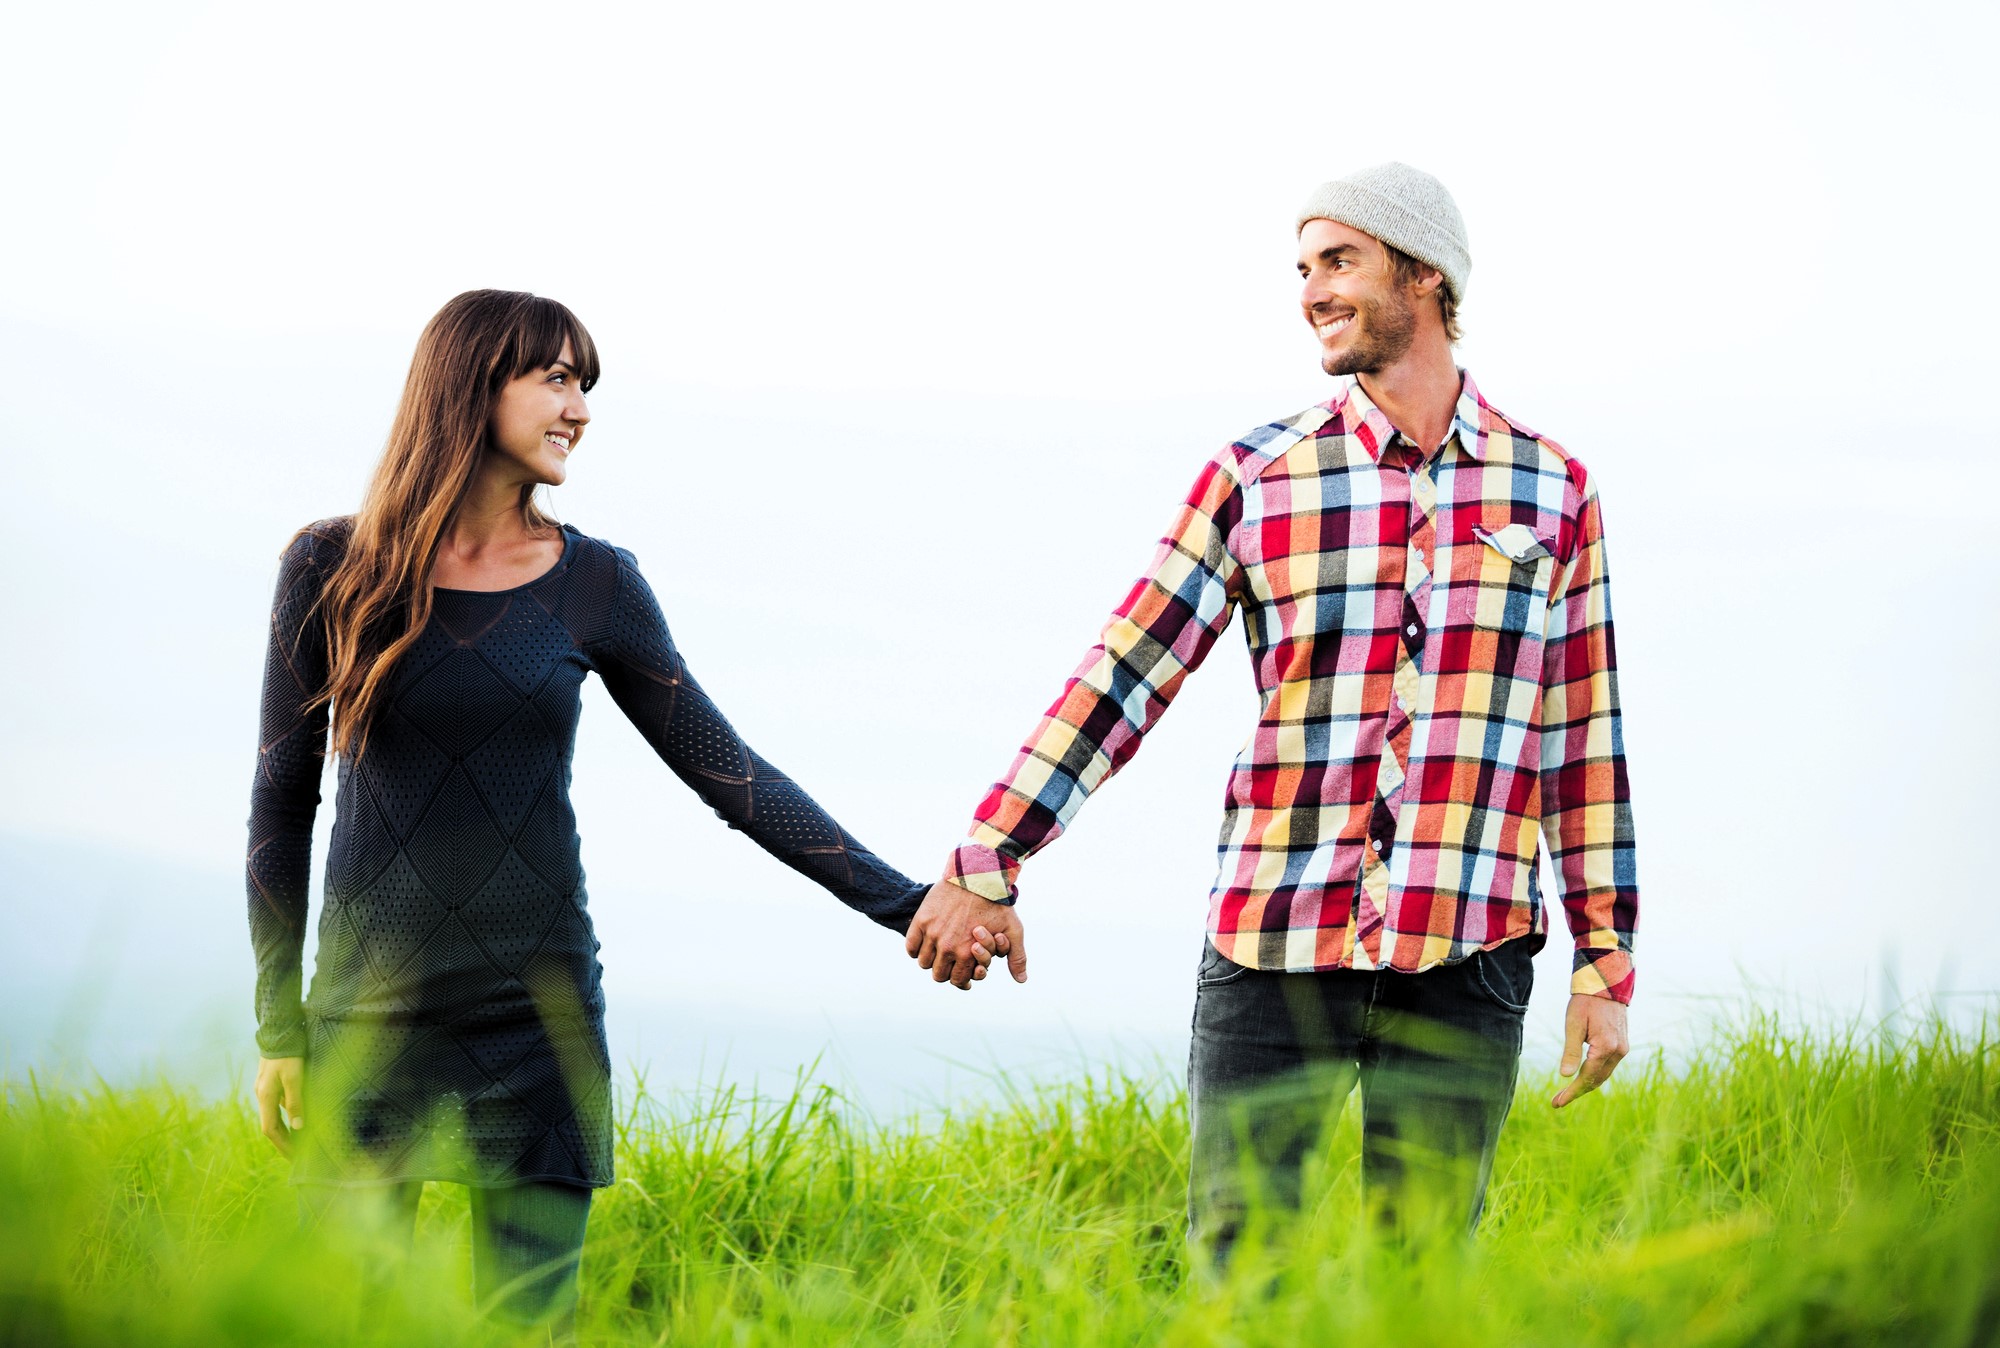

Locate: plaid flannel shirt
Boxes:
[946,372,1638,1002]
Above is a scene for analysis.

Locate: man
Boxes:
[907,163,1637,1253]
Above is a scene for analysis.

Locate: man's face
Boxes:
[1297,218,1419,377]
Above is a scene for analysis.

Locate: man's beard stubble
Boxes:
[1322,289,1419,377]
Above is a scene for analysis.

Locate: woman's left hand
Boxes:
[255,1056,305,1156]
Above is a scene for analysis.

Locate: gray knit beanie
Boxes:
[1296,162,1470,303]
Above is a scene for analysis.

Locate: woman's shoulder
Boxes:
[553,525,669,642]
[278,515,356,569]
[558,522,643,577]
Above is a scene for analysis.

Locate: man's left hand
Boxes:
[1552,993,1629,1108]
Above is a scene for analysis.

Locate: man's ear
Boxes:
[1411,266,1444,298]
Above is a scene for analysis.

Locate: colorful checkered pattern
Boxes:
[946,373,1637,1002]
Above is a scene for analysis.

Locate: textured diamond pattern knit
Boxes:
[247,519,926,1187]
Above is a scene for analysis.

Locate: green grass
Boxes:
[2,1015,1997,1346]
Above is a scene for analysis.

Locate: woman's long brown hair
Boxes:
[303,289,600,762]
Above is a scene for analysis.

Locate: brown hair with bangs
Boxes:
[305,289,601,761]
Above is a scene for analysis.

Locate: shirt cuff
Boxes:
[944,842,1018,905]
[1569,944,1635,1005]
[257,1018,307,1059]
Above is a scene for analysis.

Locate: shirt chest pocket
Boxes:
[1467,523,1558,635]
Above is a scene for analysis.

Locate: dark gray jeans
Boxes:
[1187,933,1536,1260]
[298,1179,591,1335]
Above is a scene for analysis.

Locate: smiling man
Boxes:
[906,163,1639,1255]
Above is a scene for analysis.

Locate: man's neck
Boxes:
[1355,339,1462,454]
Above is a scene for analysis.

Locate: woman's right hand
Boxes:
[254,1056,305,1156]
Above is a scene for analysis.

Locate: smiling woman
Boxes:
[312,291,602,763]
[426,341,588,592]
[241,290,933,1338]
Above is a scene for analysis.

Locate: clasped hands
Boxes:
[903,879,1028,990]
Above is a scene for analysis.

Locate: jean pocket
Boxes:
[1195,939,1255,989]
[1471,942,1535,1014]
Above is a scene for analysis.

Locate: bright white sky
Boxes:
[3,0,1995,1104]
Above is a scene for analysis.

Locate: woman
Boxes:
[244,289,949,1332]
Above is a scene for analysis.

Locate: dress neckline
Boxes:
[431,524,575,595]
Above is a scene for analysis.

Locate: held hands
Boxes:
[905,879,1029,991]
[1551,994,1629,1108]
[255,1055,305,1155]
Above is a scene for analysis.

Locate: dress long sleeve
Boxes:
[589,548,927,932]
[244,522,344,1057]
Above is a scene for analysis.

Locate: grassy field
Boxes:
[1,1016,1996,1346]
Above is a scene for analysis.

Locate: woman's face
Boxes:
[487,338,591,486]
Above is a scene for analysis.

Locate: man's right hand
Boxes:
[255,1055,305,1156]
[905,879,1029,990]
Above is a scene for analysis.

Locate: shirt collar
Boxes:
[1335,369,1490,463]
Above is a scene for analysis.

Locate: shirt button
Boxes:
[1406,624,1418,637]
[1394,694,1407,710]
[1370,838,1383,852]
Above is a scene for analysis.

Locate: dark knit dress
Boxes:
[246,519,926,1187]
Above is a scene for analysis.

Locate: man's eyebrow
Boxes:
[1297,244,1359,269]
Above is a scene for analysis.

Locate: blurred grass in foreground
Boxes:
[1,1014,1996,1346]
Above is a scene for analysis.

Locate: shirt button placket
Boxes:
[1364,436,1440,966]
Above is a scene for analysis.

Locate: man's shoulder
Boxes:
[1480,397,1567,455]
[1220,398,1342,487]
[1475,397,1595,496]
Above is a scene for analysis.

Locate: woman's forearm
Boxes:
[245,527,338,1054]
